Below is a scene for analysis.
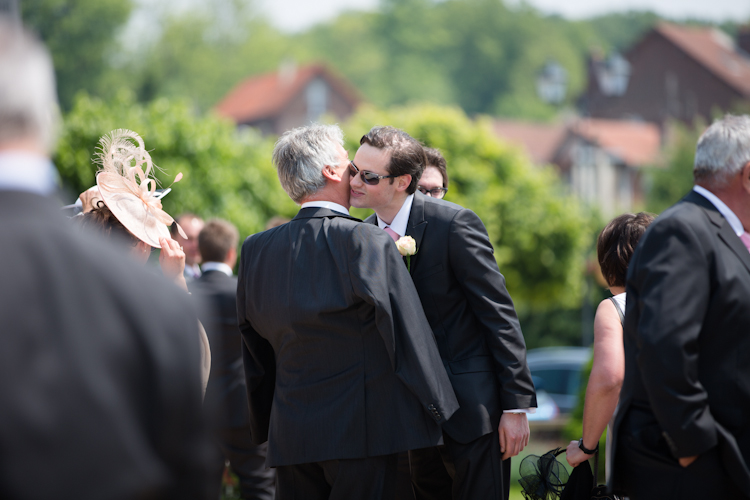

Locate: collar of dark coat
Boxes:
[293,206,361,223]
[684,190,750,274]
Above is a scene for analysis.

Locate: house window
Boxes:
[306,78,328,123]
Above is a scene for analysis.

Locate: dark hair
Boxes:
[198,219,239,263]
[597,212,655,288]
[75,202,141,246]
[423,147,449,188]
[360,126,426,194]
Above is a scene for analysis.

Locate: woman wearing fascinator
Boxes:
[75,129,211,392]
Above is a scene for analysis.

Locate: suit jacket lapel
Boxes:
[405,194,428,275]
[687,191,750,275]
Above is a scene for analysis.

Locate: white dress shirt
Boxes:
[376,194,414,236]
[0,151,58,195]
[693,185,745,236]
[200,261,233,277]
[300,200,349,215]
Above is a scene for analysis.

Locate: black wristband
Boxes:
[578,437,598,455]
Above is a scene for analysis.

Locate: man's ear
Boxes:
[321,164,342,183]
[396,174,412,192]
[742,161,750,194]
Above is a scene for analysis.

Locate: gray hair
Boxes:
[272,124,344,203]
[694,114,750,187]
[0,17,59,152]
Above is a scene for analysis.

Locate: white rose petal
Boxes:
[395,235,417,256]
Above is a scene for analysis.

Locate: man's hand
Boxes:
[498,412,530,460]
[678,455,698,468]
[565,440,592,467]
[159,237,188,291]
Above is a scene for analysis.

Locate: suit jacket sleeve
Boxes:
[237,240,276,445]
[348,225,459,423]
[626,216,717,458]
[448,208,537,410]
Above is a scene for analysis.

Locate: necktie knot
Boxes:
[384,226,400,242]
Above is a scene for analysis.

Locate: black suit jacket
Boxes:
[611,190,750,493]
[238,207,459,467]
[0,190,214,499]
[365,193,536,443]
[191,269,249,429]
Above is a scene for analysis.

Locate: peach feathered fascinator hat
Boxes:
[95,129,186,248]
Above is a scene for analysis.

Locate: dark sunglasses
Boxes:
[348,161,397,185]
[418,186,448,199]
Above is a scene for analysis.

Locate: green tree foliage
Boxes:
[645,121,704,214]
[21,0,134,110]
[55,91,297,238]
[341,103,594,310]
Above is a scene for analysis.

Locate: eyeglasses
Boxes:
[418,186,448,199]
[348,161,397,185]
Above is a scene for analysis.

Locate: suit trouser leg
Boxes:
[219,427,276,500]
[276,454,398,500]
[411,429,510,500]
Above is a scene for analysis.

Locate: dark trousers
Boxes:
[616,410,744,500]
[410,429,510,500]
[276,454,398,500]
[214,426,276,500]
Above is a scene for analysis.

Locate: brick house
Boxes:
[493,118,661,216]
[215,63,362,135]
[581,22,750,126]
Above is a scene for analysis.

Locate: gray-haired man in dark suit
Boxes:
[237,124,459,500]
[611,115,750,499]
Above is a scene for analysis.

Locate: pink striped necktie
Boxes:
[741,232,750,254]
[384,226,400,242]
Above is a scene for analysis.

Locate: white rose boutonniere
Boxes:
[395,235,418,272]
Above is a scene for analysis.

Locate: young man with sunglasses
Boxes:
[351,126,537,500]
[237,124,458,500]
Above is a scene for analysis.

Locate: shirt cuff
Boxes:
[503,408,536,414]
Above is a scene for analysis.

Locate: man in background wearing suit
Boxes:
[350,128,537,500]
[0,18,213,499]
[237,124,459,500]
[191,219,275,500]
[611,115,750,499]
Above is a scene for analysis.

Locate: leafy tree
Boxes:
[21,0,134,110]
[341,103,595,311]
[55,91,297,239]
[645,120,704,214]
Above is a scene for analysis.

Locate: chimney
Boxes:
[738,26,750,56]
[278,59,298,88]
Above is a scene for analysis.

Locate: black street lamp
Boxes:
[536,60,568,105]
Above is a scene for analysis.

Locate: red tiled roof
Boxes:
[492,120,567,164]
[570,118,661,167]
[214,63,362,124]
[652,22,750,97]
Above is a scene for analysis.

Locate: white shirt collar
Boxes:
[200,261,233,276]
[693,185,744,236]
[0,151,59,195]
[376,194,414,237]
[300,200,350,215]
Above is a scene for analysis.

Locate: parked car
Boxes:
[526,380,560,421]
[526,347,591,414]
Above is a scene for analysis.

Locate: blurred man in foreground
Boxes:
[612,115,750,499]
[0,17,213,499]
